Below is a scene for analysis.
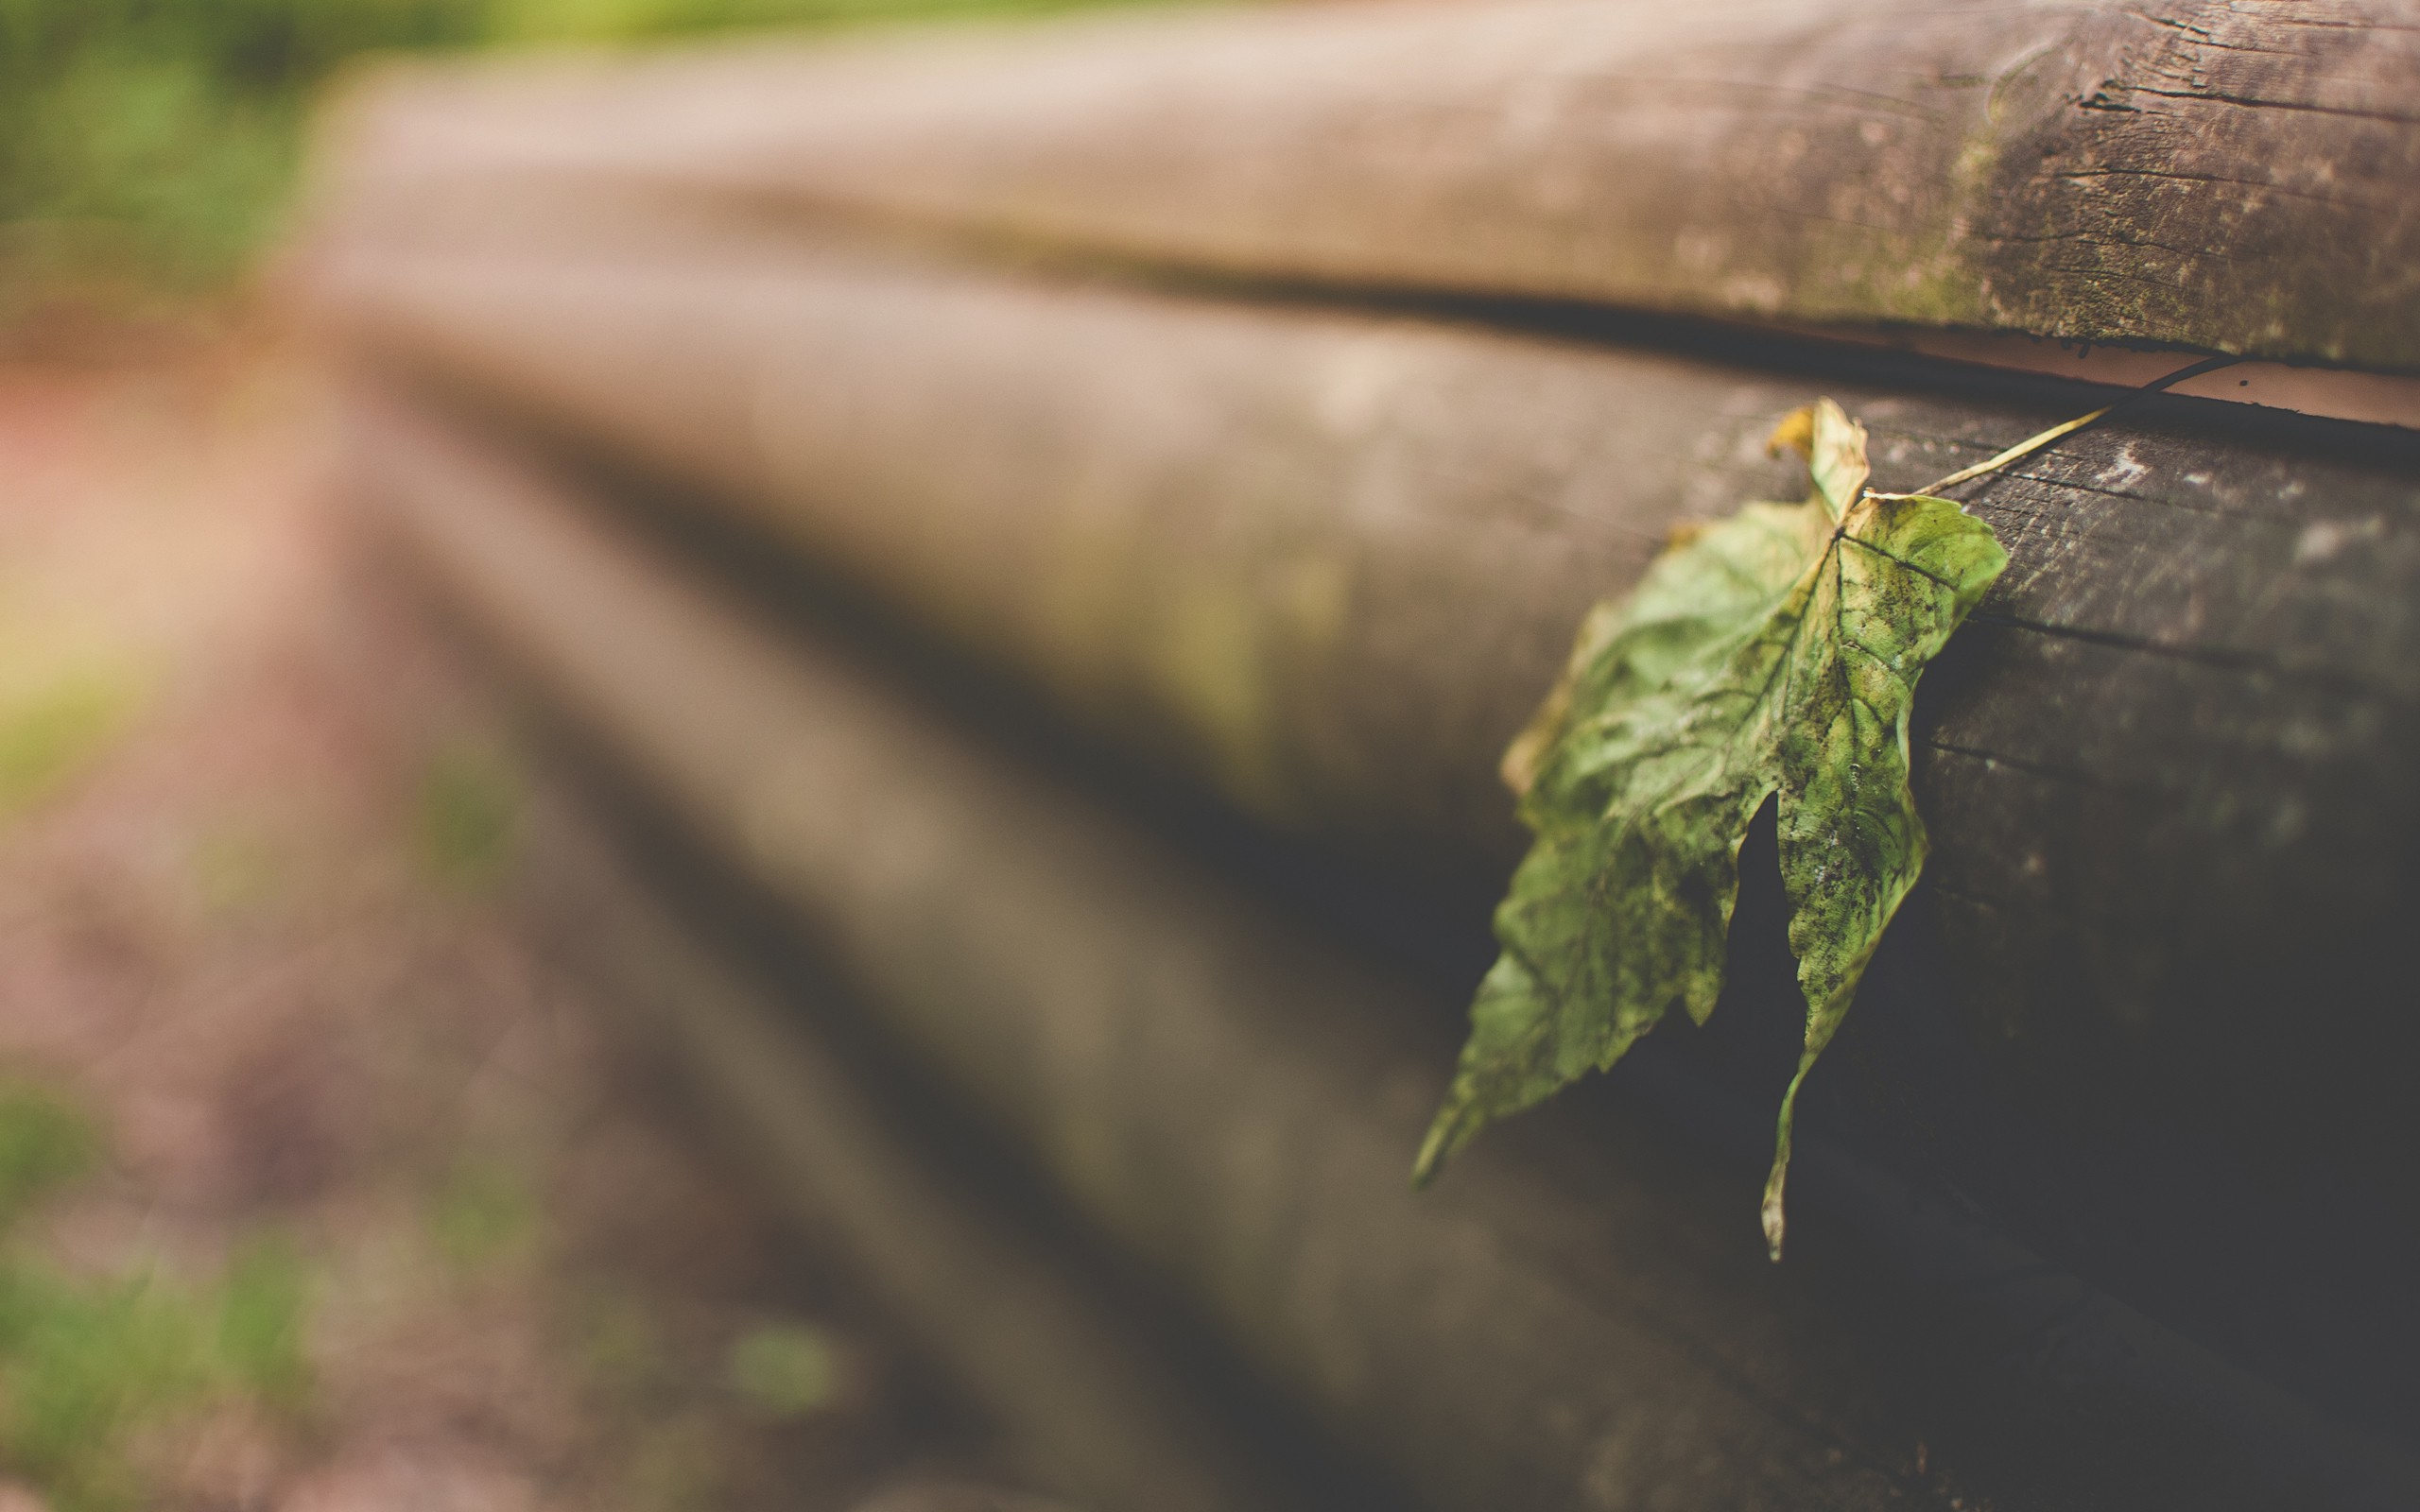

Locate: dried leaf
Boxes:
[1415,400,2008,1259]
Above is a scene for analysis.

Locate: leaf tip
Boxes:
[1761,1124,1794,1261]
[1763,1056,1821,1263]
[1411,1092,1481,1190]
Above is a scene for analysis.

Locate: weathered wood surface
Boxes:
[346,391,2420,1511]
[502,789,1325,1512]
[350,393,1922,1512]
[318,0,2420,368]
[312,233,2420,1132]
[310,234,2420,1454]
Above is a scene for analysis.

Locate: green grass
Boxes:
[0,0,484,301]
[723,1319,840,1419]
[0,0,1192,307]
[414,741,521,892]
[0,1083,98,1228]
[0,666,147,821]
[0,1080,310,1511]
[429,1153,539,1267]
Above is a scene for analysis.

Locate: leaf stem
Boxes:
[1893,353,2245,498]
[1917,406,2111,492]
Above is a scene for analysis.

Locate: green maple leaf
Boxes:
[1413,399,2008,1259]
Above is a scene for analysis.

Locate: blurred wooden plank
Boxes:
[351,388,1926,1512]
[506,787,1336,1512]
[343,389,2419,1512]
[313,0,2420,369]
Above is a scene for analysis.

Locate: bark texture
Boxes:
[316,0,2420,367]
[351,394,2417,1511]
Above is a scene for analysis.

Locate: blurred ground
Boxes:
[0,323,987,1509]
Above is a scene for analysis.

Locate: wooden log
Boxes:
[310,236,2420,1466]
[309,232,2420,1161]
[314,0,2420,369]
[349,390,1914,1512]
[342,390,2418,1510]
